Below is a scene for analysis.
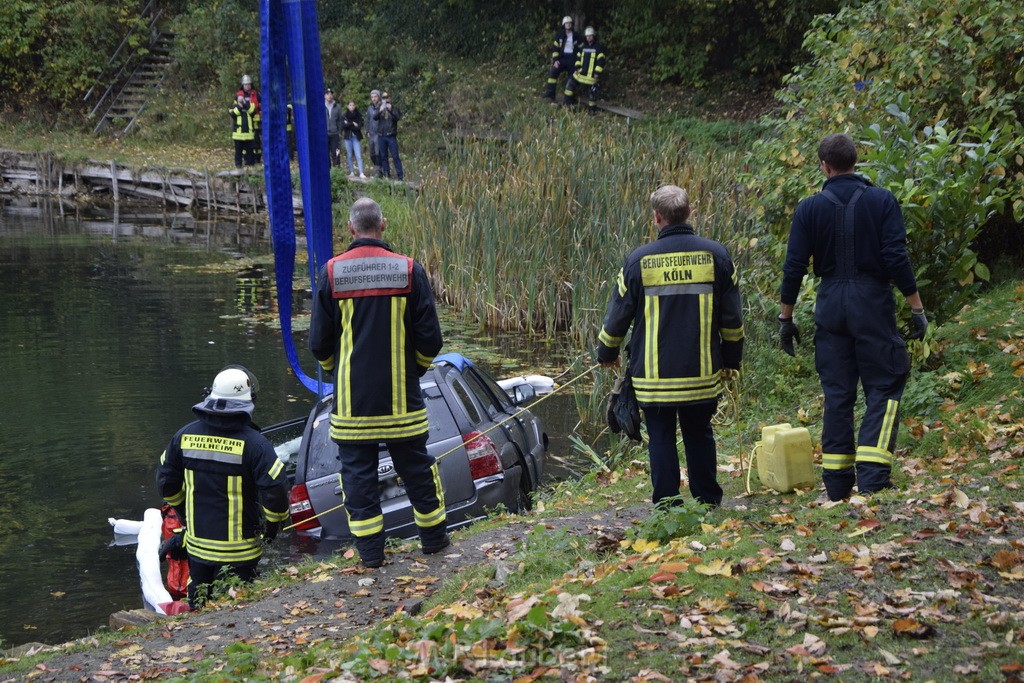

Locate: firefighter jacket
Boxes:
[781,173,918,305]
[597,224,744,407]
[230,101,256,141]
[236,87,261,124]
[157,403,289,565]
[309,237,444,443]
[573,39,606,85]
[551,28,582,65]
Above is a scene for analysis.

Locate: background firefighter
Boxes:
[563,26,606,115]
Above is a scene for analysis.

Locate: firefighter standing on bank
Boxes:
[778,133,928,501]
[597,185,744,507]
[564,26,606,115]
[309,197,448,568]
[544,15,582,102]
[229,94,256,168]
[157,366,289,609]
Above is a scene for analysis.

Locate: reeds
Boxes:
[400,110,760,350]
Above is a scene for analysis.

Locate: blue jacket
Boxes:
[781,173,917,304]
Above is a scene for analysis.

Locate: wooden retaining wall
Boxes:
[0,149,302,216]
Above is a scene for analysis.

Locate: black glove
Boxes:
[908,308,928,340]
[778,315,801,357]
[263,521,279,543]
[159,529,188,561]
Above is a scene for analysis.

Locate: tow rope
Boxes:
[282,362,599,530]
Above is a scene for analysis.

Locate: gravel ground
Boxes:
[3,504,651,682]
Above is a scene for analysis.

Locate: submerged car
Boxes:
[286,353,549,541]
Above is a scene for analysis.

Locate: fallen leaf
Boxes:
[893,618,935,639]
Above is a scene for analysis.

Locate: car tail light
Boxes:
[288,484,321,531]
[463,431,503,479]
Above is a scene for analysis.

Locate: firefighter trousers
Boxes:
[814,278,910,500]
[643,401,721,506]
[337,435,447,562]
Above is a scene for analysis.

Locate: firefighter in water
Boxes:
[564,26,606,115]
[308,197,447,568]
[157,366,289,609]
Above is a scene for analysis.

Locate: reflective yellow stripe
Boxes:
[876,399,899,451]
[699,292,712,377]
[330,409,427,426]
[228,475,242,543]
[821,452,855,470]
[392,298,406,414]
[856,446,893,466]
[720,325,744,342]
[164,489,185,506]
[319,355,336,372]
[632,374,720,390]
[330,420,429,442]
[416,349,433,369]
[644,295,659,378]
[268,458,284,480]
[616,268,626,297]
[634,386,721,403]
[598,328,623,347]
[415,505,446,528]
[349,515,384,537]
[159,450,167,465]
[185,470,195,534]
[263,506,289,523]
[337,300,354,420]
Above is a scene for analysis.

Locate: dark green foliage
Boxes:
[746,0,1024,324]
[0,0,139,110]
[168,0,259,92]
[628,496,708,543]
[605,0,845,86]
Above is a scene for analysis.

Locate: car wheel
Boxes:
[514,466,533,513]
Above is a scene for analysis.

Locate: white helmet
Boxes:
[209,366,255,401]
[584,26,596,37]
[562,16,573,26]
[241,74,252,86]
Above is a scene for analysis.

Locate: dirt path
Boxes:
[8,504,650,682]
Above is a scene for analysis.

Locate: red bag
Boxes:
[160,504,189,600]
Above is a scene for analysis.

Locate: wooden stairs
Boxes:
[85,1,175,137]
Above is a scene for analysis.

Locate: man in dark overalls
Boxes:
[778,133,928,501]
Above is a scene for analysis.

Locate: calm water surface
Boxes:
[0,198,582,648]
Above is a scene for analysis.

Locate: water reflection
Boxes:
[0,197,589,649]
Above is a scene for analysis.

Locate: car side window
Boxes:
[450,378,483,425]
[472,366,514,410]
[307,412,339,479]
[464,370,501,419]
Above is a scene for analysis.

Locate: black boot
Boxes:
[355,532,385,568]
[419,525,450,554]
[823,467,856,501]
[856,462,894,495]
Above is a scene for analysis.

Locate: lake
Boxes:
[0,197,583,649]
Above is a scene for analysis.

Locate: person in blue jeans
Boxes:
[373,92,403,180]
[342,100,366,178]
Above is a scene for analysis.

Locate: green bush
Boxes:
[605,0,844,86]
[0,0,139,109]
[746,0,1024,322]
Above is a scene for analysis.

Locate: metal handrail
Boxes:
[84,0,159,105]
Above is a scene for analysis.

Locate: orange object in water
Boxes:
[160,505,189,600]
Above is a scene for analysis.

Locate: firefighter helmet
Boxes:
[241,74,252,86]
[209,366,257,401]
[562,16,573,26]
[585,27,596,37]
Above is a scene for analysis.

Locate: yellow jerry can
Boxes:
[754,423,816,493]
